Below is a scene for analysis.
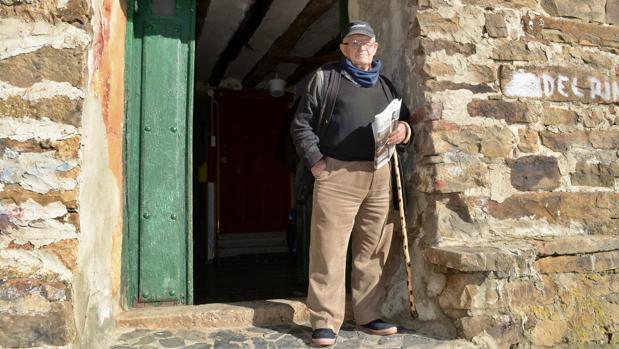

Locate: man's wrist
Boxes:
[311,157,325,168]
[400,121,412,144]
[306,151,325,168]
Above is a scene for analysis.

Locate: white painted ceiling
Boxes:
[195,0,341,89]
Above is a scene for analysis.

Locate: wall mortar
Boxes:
[405,0,619,347]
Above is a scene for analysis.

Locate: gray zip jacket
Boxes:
[290,62,341,169]
[291,62,401,169]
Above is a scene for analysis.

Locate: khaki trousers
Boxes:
[307,157,393,333]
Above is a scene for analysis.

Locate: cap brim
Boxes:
[344,30,375,38]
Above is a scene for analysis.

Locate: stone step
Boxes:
[115,299,314,329]
[426,235,619,276]
[426,243,536,275]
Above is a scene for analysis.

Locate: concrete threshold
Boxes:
[116,298,320,329]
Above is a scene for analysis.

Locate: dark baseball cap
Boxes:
[341,20,376,40]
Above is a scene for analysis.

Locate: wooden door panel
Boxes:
[125,0,194,305]
[217,91,291,235]
[138,19,188,302]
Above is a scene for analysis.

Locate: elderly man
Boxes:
[291,20,411,346]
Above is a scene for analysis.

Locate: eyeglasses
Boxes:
[342,40,376,49]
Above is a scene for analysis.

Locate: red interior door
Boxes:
[216,89,292,234]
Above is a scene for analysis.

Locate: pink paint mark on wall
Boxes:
[442,122,459,131]
[434,180,445,190]
[92,2,112,71]
[0,207,23,234]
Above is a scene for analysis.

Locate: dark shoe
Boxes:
[312,328,336,346]
[358,319,398,336]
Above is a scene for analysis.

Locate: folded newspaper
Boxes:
[372,98,402,169]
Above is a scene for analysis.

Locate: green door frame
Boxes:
[121,0,349,307]
[122,0,195,308]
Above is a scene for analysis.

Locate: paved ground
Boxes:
[108,322,476,349]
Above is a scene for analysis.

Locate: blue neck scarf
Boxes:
[341,58,382,87]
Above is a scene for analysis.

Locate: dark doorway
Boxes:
[190,0,344,304]
[193,88,305,304]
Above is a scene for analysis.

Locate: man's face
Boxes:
[340,34,378,70]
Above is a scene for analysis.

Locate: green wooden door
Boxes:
[124,0,195,306]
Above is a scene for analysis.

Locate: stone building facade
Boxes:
[376,1,619,347]
[0,0,617,348]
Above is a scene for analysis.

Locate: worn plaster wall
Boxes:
[73,0,127,345]
[0,0,126,346]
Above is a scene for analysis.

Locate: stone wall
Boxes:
[402,0,619,347]
[0,0,91,346]
[0,0,125,346]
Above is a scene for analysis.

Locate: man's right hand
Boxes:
[311,159,327,178]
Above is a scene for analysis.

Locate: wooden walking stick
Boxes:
[392,151,418,318]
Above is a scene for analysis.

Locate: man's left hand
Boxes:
[387,122,407,145]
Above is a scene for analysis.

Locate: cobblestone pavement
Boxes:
[108,322,475,349]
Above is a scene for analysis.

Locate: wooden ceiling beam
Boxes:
[195,0,211,42]
[285,36,340,87]
[242,0,338,87]
[270,52,340,65]
[207,0,274,86]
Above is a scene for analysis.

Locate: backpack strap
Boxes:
[378,74,399,100]
[317,64,341,137]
